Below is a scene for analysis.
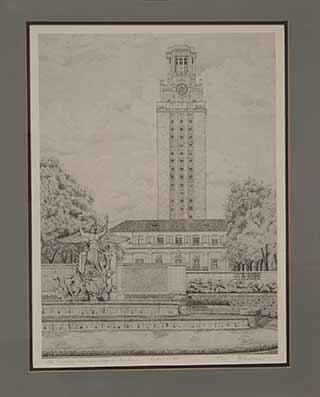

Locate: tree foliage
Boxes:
[224,177,277,271]
[40,157,95,263]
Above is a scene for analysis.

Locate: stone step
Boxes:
[42,316,251,332]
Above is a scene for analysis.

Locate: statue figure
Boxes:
[54,214,127,302]
[52,271,72,301]
[78,214,108,277]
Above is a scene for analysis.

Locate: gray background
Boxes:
[0,0,318,396]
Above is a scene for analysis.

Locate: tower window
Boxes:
[210,258,218,270]
[137,235,144,244]
[192,256,200,269]
[202,235,210,244]
[193,236,200,246]
[175,56,188,73]
[166,235,174,244]
[146,236,155,245]
[157,236,164,245]
[212,237,219,246]
[155,255,163,263]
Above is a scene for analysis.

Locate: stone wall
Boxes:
[189,293,277,318]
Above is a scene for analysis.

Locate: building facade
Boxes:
[110,219,228,272]
[156,45,207,220]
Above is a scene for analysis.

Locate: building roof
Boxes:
[110,219,227,233]
[166,45,196,54]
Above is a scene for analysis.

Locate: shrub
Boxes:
[186,279,277,294]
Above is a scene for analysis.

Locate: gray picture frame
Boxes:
[27,20,289,371]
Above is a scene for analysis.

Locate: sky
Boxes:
[39,32,276,226]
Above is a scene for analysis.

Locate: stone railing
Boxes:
[186,271,277,284]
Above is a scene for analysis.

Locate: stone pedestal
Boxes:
[115,262,186,297]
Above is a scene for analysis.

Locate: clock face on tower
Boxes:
[176,83,188,96]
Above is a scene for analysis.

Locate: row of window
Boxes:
[170,157,192,161]
[168,56,194,65]
[131,235,224,245]
[170,117,193,123]
[170,128,193,133]
[134,255,218,270]
[170,183,193,189]
[170,136,193,143]
[170,151,193,156]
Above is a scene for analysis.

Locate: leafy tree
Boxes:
[224,177,277,271]
[40,157,95,263]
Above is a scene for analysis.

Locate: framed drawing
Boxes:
[27,22,289,370]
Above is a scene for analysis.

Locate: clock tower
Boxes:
[156,45,207,220]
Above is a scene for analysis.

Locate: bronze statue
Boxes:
[54,214,127,301]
